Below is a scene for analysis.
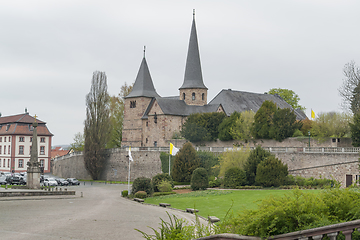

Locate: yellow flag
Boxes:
[170,143,179,156]
[311,109,315,119]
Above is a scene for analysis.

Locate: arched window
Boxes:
[202,93,204,100]
[183,93,186,100]
[192,93,195,100]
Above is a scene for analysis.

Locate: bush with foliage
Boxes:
[218,147,250,177]
[121,190,128,197]
[311,112,351,140]
[134,191,147,199]
[230,110,255,142]
[255,155,288,187]
[197,151,219,177]
[132,177,153,195]
[252,100,277,139]
[152,173,174,192]
[269,108,301,141]
[158,180,173,192]
[172,142,200,182]
[191,167,209,191]
[243,146,271,186]
[223,167,247,188]
[208,177,222,188]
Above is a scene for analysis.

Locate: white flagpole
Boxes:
[128,159,131,194]
[169,154,171,175]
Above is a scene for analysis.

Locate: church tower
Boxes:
[122,49,160,147]
[179,10,208,106]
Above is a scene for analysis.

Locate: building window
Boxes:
[332,138,336,143]
[338,138,341,142]
[0,147,1,154]
[130,100,136,108]
[30,137,33,142]
[3,159,5,167]
[29,146,32,154]
[183,93,186,100]
[146,138,148,143]
[4,137,6,142]
[40,137,45,143]
[4,146,6,154]
[19,146,24,155]
[18,159,23,168]
[154,141,157,147]
[0,137,2,142]
[192,93,195,100]
[40,146,45,155]
[7,159,10,168]
[19,137,25,142]
[146,122,148,127]
[8,146,10,154]
[154,112,157,124]
[8,137,10,142]
[202,93,204,100]
[40,159,44,168]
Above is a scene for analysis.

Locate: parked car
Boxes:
[43,178,58,187]
[0,176,7,185]
[19,176,27,185]
[6,175,21,185]
[66,178,80,185]
[55,178,69,186]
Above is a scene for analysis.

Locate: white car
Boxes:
[43,178,58,187]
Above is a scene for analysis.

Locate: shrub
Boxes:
[244,146,272,186]
[152,173,174,192]
[224,167,246,188]
[209,177,222,188]
[255,155,288,187]
[132,177,153,195]
[134,191,147,199]
[197,151,220,177]
[219,147,250,177]
[191,167,209,191]
[158,180,173,192]
[121,190,128,197]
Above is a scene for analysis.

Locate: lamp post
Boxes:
[308,131,311,149]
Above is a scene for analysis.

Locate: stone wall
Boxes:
[52,149,162,182]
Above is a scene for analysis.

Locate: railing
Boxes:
[53,147,360,162]
[196,219,360,240]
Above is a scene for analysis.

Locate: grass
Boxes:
[145,189,321,219]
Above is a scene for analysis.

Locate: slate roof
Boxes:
[142,97,221,118]
[209,89,307,120]
[179,13,207,90]
[0,113,53,136]
[125,57,160,98]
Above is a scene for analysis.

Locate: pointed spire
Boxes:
[125,50,160,98]
[180,9,207,90]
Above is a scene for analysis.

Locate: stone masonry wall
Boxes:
[52,149,161,182]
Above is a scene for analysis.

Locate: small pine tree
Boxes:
[255,155,288,187]
[244,146,272,185]
[171,142,200,182]
[224,167,247,188]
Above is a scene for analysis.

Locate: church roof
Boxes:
[0,113,45,124]
[142,97,221,118]
[125,57,160,99]
[209,89,307,120]
[179,12,207,90]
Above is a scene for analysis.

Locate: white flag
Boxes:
[128,147,133,161]
[170,143,179,156]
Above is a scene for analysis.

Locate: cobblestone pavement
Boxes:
[0,183,206,240]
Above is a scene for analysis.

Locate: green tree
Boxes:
[311,112,351,140]
[243,146,272,186]
[269,108,300,141]
[252,100,277,139]
[84,71,111,180]
[268,88,305,111]
[219,147,250,177]
[171,142,200,182]
[70,132,84,152]
[196,151,219,177]
[218,112,241,141]
[230,110,255,141]
[338,61,360,114]
[181,112,225,142]
[255,155,288,187]
[190,167,209,191]
[350,113,360,147]
[107,82,133,148]
[223,167,247,188]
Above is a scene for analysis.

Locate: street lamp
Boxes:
[308,131,311,149]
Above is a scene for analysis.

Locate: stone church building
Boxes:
[122,13,307,148]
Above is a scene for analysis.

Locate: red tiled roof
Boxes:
[51,148,70,159]
[0,113,45,124]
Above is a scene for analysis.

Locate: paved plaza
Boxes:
[0,183,204,240]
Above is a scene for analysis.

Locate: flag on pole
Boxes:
[311,109,315,119]
[128,147,133,161]
[170,143,179,156]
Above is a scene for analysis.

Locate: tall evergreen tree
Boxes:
[350,113,360,147]
[243,146,271,185]
[171,142,200,182]
[252,100,277,139]
[84,71,111,180]
[269,108,300,141]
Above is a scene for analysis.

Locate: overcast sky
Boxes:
[1,0,360,146]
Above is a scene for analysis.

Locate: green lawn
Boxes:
[145,189,320,219]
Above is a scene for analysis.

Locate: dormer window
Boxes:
[130,100,136,108]
[29,124,34,131]
[6,124,10,131]
[192,93,195,100]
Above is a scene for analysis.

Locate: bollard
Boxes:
[84,182,85,185]
[5,184,7,189]
[81,192,83,198]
